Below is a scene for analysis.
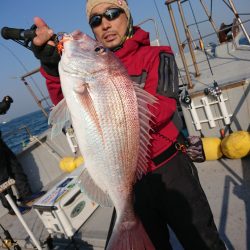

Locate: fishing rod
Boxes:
[1,25,65,51]
[188,0,234,135]
[153,0,171,45]
[0,25,63,114]
[1,25,37,50]
[0,224,22,250]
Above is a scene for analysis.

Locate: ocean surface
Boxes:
[0,109,49,154]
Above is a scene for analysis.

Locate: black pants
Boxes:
[0,136,32,211]
[134,152,226,250]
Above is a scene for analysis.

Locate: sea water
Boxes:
[0,110,49,154]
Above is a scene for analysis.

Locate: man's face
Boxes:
[90,3,128,49]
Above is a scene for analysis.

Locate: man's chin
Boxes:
[102,40,121,50]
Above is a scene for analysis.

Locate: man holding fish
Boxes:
[31,0,226,249]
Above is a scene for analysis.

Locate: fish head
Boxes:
[59,30,122,80]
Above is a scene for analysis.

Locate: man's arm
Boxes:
[31,17,63,105]
[40,68,63,105]
[144,50,178,128]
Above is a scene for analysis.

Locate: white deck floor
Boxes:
[0,155,249,250]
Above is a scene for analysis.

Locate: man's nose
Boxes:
[101,17,111,29]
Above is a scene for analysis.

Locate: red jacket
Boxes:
[40,27,180,171]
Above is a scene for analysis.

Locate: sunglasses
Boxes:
[89,8,125,28]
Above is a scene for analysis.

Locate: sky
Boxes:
[0,0,250,121]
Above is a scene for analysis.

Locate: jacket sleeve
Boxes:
[144,49,177,129]
[40,67,64,105]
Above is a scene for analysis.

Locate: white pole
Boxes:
[217,95,231,125]
[189,101,202,131]
[201,97,216,128]
[5,194,42,250]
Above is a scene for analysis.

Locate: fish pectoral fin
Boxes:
[75,83,104,140]
[78,168,113,207]
[48,98,71,139]
[74,83,86,94]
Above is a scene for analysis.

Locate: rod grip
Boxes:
[1,27,36,40]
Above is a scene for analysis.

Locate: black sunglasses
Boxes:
[89,8,125,28]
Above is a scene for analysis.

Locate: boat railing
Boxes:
[3,124,38,145]
[2,125,35,149]
[136,18,161,46]
[2,124,64,162]
[164,0,250,89]
[182,18,250,48]
[20,68,52,118]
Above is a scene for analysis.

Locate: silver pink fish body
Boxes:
[50,31,155,250]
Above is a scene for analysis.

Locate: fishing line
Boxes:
[0,42,51,108]
[152,0,171,45]
[221,0,234,13]
[188,0,215,77]
[152,0,188,88]
[185,0,228,136]
[189,0,239,134]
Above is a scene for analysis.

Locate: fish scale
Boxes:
[49,30,156,250]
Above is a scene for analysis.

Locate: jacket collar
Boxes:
[114,27,150,60]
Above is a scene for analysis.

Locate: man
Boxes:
[31,0,226,249]
[0,136,32,215]
[0,97,46,215]
[0,96,13,115]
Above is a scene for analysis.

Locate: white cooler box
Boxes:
[33,165,99,238]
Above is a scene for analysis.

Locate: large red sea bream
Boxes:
[49,30,156,250]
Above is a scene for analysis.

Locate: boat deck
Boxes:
[0,172,114,250]
[0,156,249,250]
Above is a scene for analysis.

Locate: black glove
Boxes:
[185,136,206,163]
[31,41,60,77]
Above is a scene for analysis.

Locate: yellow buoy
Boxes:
[201,137,223,160]
[74,156,84,167]
[59,156,84,172]
[221,131,250,159]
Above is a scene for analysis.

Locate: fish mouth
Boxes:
[57,30,84,54]
[57,33,73,54]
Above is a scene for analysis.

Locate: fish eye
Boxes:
[94,46,106,54]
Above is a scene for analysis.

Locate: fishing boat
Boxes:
[0,0,249,249]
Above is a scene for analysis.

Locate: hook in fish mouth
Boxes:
[56,32,70,42]
[55,32,72,54]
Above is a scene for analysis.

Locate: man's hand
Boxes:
[33,17,55,46]
[31,17,60,76]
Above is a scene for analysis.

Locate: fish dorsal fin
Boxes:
[78,168,113,207]
[48,98,71,139]
[134,83,157,180]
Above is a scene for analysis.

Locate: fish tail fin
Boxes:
[106,218,155,250]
